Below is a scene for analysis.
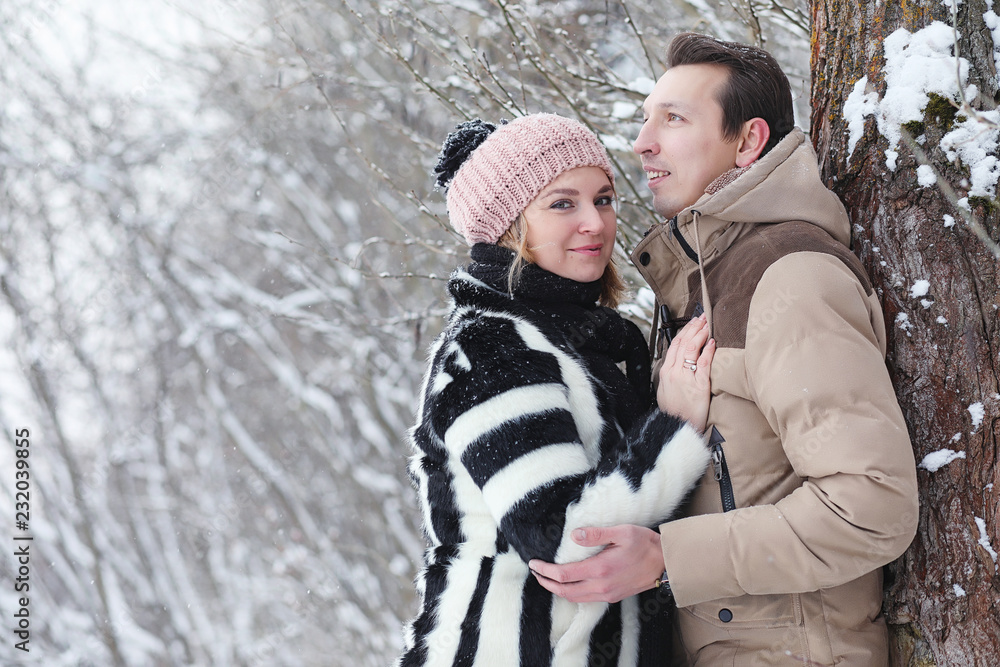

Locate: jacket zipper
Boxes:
[709,426,736,512]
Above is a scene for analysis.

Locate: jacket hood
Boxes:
[675,128,851,252]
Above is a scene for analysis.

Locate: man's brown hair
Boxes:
[666,32,794,156]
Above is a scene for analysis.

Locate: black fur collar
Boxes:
[449,244,651,406]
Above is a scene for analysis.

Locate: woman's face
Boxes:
[522,166,617,283]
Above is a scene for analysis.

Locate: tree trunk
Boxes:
[810,1,1000,664]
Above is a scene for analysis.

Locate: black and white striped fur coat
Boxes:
[399,245,709,667]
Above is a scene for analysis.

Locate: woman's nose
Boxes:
[578,206,607,234]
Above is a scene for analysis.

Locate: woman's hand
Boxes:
[656,314,715,432]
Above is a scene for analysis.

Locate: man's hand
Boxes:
[528,525,666,603]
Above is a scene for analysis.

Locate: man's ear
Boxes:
[735,118,770,168]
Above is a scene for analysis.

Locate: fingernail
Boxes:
[573,528,586,541]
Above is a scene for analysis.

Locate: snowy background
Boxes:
[3,0,992,665]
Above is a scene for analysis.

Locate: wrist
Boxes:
[646,529,668,592]
[654,568,670,593]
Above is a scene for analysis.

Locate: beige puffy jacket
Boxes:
[630,129,919,666]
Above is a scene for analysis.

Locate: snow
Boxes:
[843,20,1000,198]
[843,77,879,159]
[353,465,401,495]
[600,132,634,153]
[916,164,937,186]
[985,6,1000,76]
[940,112,1000,197]
[879,22,968,149]
[943,214,956,228]
[918,448,966,471]
[896,312,913,334]
[625,77,656,95]
[612,101,638,120]
[618,287,654,323]
[968,402,985,430]
[885,149,898,171]
[953,583,966,597]
[937,316,948,324]
[975,517,999,568]
[388,554,412,577]
[634,286,656,311]
[910,280,931,298]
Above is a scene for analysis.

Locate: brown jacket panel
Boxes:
[697,221,874,350]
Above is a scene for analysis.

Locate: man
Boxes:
[529,33,919,664]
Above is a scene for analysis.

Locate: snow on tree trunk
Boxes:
[810,0,1000,664]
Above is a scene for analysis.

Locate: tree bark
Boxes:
[810,1,1000,664]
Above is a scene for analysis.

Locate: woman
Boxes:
[399,114,714,667]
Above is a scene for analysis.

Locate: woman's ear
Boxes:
[735,118,771,168]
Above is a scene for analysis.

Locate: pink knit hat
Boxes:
[443,114,615,245]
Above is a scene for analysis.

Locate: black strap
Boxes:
[669,216,700,263]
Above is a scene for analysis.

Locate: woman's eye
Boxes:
[550,200,573,210]
[596,196,615,207]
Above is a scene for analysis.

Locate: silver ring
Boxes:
[686,363,697,372]
[683,359,697,365]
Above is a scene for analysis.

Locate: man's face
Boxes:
[634,64,743,220]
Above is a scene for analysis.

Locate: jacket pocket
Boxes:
[678,594,813,666]
[687,592,802,628]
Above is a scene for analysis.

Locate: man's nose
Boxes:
[634,123,657,155]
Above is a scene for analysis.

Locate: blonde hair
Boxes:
[497,214,624,309]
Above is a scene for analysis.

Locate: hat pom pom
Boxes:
[434,119,502,189]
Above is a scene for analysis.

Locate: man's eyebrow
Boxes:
[654,101,694,114]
